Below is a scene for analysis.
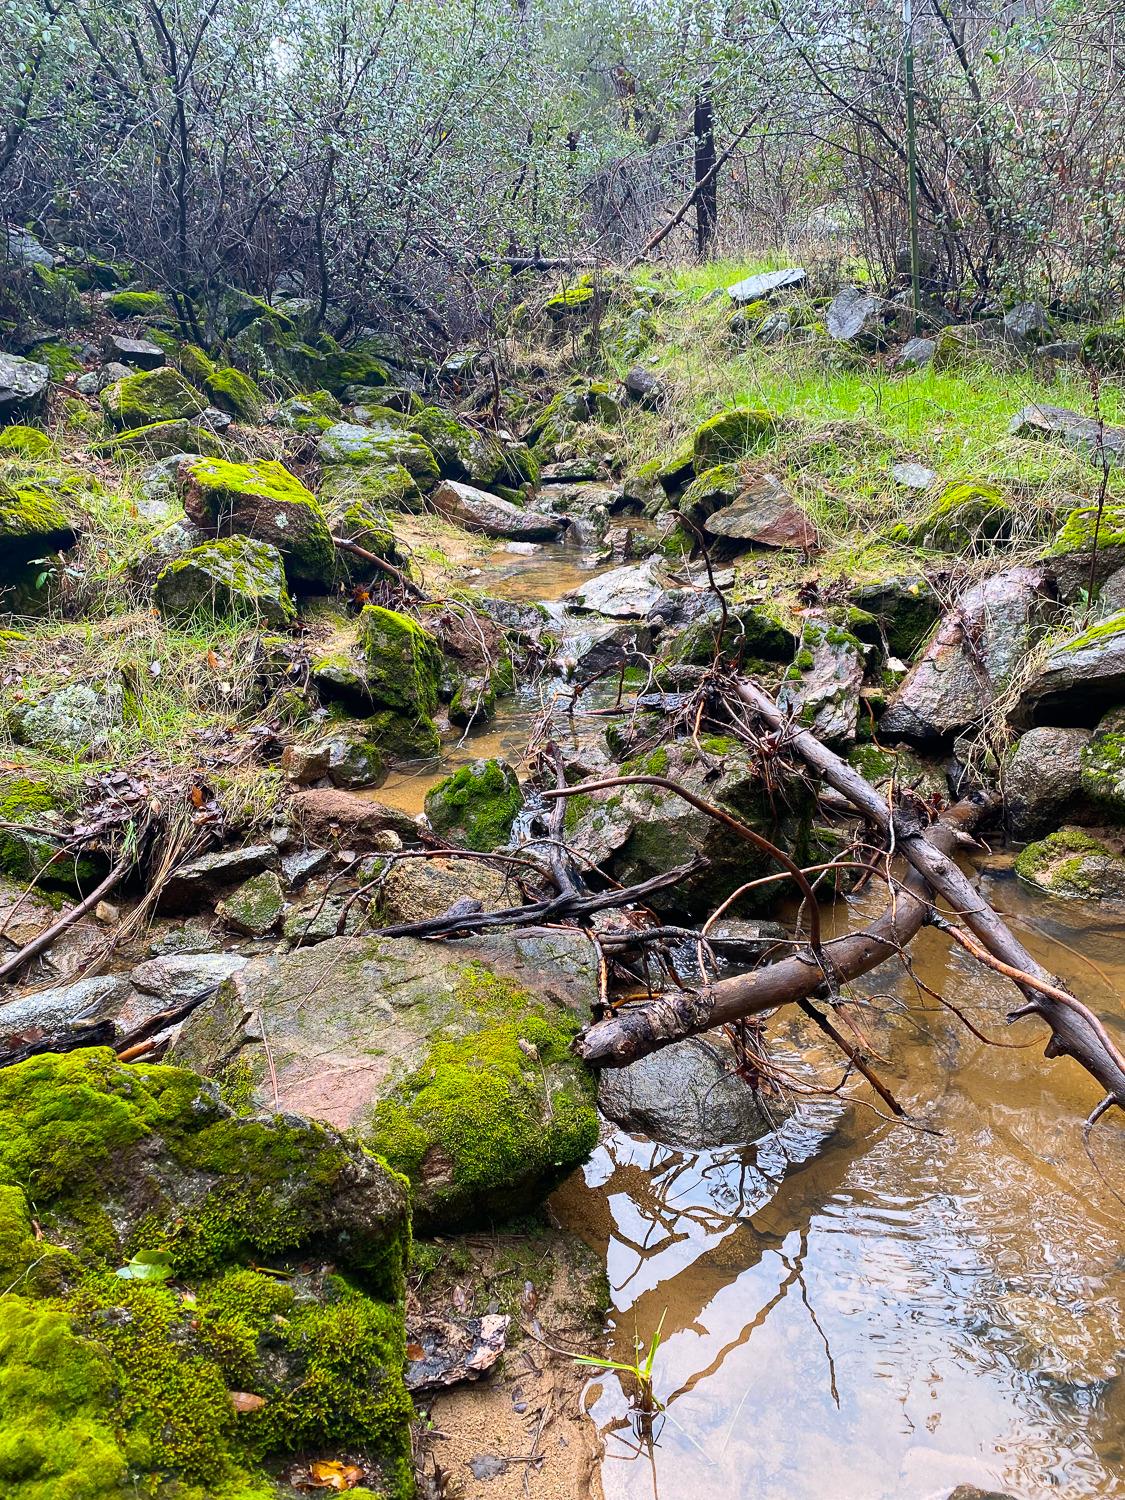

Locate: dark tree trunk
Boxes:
[694,92,717,258]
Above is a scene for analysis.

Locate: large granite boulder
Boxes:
[567,559,666,618]
[726,267,805,305]
[431,479,562,540]
[881,567,1055,740]
[317,420,440,488]
[1004,726,1091,837]
[170,930,600,1229]
[153,536,295,626]
[100,367,207,429]
[1016,610,1125,724]
[0,351,49,422]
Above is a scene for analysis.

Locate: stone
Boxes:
[1014,826,1125,905]
[895,478,1010,550]
[826,286,887,347]
[945,1490,1017,1500]
[848,574,942,659]
[177,456,336,588]
[373,857,509,926]
[169,929,599,1229]
[431,479,562,541]
[726,267,805,305]
[130,952,248,1004]
[1044,502,1125,593]
[14,682,121,755]
[158,843,279,911]
[288,787,419,850]
[1009,403,1125,465]
[4,225,54,266]
[1079,705,1125,820]
[153,536,295,626]
[1016,610,1125,724]
[598,1035,777,1148]
[0,484,76,581]
[204,366,263,421]
[0,352,49,422]
[317,420,440,487]
[323,732,386,790]
[101,334,165,369]
[704,473,818,550]
[1003,300,1052,347]
[1100,564,1125,615]
[1032,340,1082,364]
[280,847,332,888]
[846,743,948,805]
[622,366,666,406]
[424,759,522,852]
[359,604,442,717]
[567,559,666,618]
[668,602,795,668]
[778,614,865,744]
[893,335,936,369]
[881,566,1054,740]
[282,893,365,945]
[91,418,225,461]
[691,406,777,470]
[0,975,131,1039]
[100,367,207,429]
[281,741,331,784]
[1004,727,1091,837]
[891,461,936,489]
[217,870,285,935]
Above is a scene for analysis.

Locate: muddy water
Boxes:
[552,867,1125,1500]
[371,538,1124,1498]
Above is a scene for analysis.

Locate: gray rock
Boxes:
[1005,726,1091,837]
[778,613,865,744]
[1017,609,1125,723]
[0,974,131,1036]
[317,420,438,484]
[894,335,935,370]
[882,567,1055,739]
[280,848,332,888]
[15,682,121,755]
[431,479,563,541]
[1079,705,1125,819]
[1003,301,1052,347]
[726,267,806,305]
[136,454,192,520]
[598,1035,777,1148]
[4,225,54,267]
[282,894,364,945]
[1015,826,1125,905]
[567,559,666,618]
[1099,564,1125,615]
[373,857,508,926]
[754,309,792,343]
[0,351,49,421]
[217,870,285,935]
[159,843,279,910]
[704,474,818,550]
[153,536,295,627]
[102,335,165,369]
[1032,340,1082,363]
[288,787,419,849]
[622,367,666,407]
[826,286,886,347]
[130,952,248,1003]
[1010,403,1125,465]
[75,361,133,396]
[891,461,936,489]
[324,732,386,790]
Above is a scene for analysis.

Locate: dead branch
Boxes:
[0,853,132,986]
[331,535,429,600]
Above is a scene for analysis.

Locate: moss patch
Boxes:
[424,758,522,851]
[359,603,442,717]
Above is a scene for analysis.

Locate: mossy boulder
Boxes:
[323,350,390,393]
[677,462,740,526]
[1045,502,1125,590]
[177,343,217,385]
[1014,826,1125,904]
[424,759,522,852]
[0,1048,412,1499]
[318,460,421,515]
[273,390,341,432]
[178,457,335,588]
[358,604,442,717]
[90,419,225,460]
[104,289,171,320]
[154,537,295,626]
[101,367,207,429]
[171,931,600,1229]
[894,479,1011,551]
[1016,609,1125,723]
[217,870,285,935]
[0,425,54,460]
[543,275,602,323]
[1078,706,1125,821]
[0,485,77,582]
[365,708,442,761]
[204,367,263,422]
[407,405,505,485]
[691,406,778,472]
[669,602,796,667]
[318,421,439,489]
[0,776,97,894]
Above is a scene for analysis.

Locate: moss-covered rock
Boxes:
[0,425,55,460]
[1078,705,1125,821]
[323,350,390,393]
[669,602,796,667]
[691,406,778,472]
[424,758,522,852]
[1014,825,1125,903]
[204,367,263,422]
[677,462,740,526]
[104,289,171,321]
[0,776,96,894]
[318,421,440,489]
[894,479,1010,550]
[217,871,284,935]
[90,419,225,461]
[101,367,208,429]
[318,460,421,515]
[323,498,403,580]
[272,390,341,433]
[0,485,76,581]
[358,604,442,717]
[406,405,506,486]
[154,537,295,626]
[365,708,442,761]
[542,274,603,323]
[178,457,335,588]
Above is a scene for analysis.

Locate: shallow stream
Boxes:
[386,539,1125,1499]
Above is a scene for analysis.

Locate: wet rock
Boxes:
[567,559,666,618]
[424,759,522,852]
[704,473,817,550]
[669,602,795,668]
[170,929,599,1228]
[778,614,865,744]
[893,336,936,370]
[1004,726,1091,837]
[373,856,509,926]
[0,974,132,1038]
[1043,501,1125,593]
[946,1489,1017,1500]
[1078,704,1125,820]
[405,1312,510,1392]
[153,536,295,626]
[280,847,331,888]
[288,787,418,849]
[0,351,49,421]
[280,741,331,785]
[1016,609,1125,724]
[102,334,165,369]
[322,731,386,790]
[848,574,942,659]
[1009,402,1125,465]
[881,567,1054,740]
[846,742,948,806]
[159,842,279,911]
[567,618,653,677]
[130,952,248,1004]
[473,596,547,634]
[431,479,563,541]
[358,603,442,719]
[826,286,886,348]
[598,1035,777,1148]
[1100,563,1125,615]
[217,870,285,935]
[282,892,365,945]
[726,267,805,305]
[1014,826,1125,904]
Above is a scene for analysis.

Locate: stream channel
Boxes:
[378,535,1125,1500]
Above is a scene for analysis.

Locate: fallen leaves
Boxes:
[293,1459,365,1491]
[114,1248,174,1282]
[229,1391,267,1414]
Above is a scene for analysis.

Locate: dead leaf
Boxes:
[190,785,205,808]
[406,1342,426,1360]
[304,1459,364,1491]
[229,1391,266,1413]
[451,1283,468,1312]
[207,649,220,670]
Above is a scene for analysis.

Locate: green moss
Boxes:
[543,280,599,319]
[366,708,441,761]
[894,478,1010,550]
[177,343,217,385]
[0,425,55,460]
[205,368,263,422]
[678,462,739,523]
[1014,825,1125,900]
[1079,706,1125,819]
[1055,608,1125,653]
[90,419,224,460]
[1048,504,1125,556]
[100,367,207,429]
[359,604,442,717]
[324,351,390,393]
[0,486,72,546]
[179,457,334,585]
[154,536,296,627]
[105,290,171,320]
[423,758,522,851]
[29,339,82,380]
[0,776,94,894]
[691,406,778,471]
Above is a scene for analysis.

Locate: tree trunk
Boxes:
[694,93,718,258]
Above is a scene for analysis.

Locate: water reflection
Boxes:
[553,867,1124,1500]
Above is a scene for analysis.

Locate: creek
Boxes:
[374,537,1125,1500]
